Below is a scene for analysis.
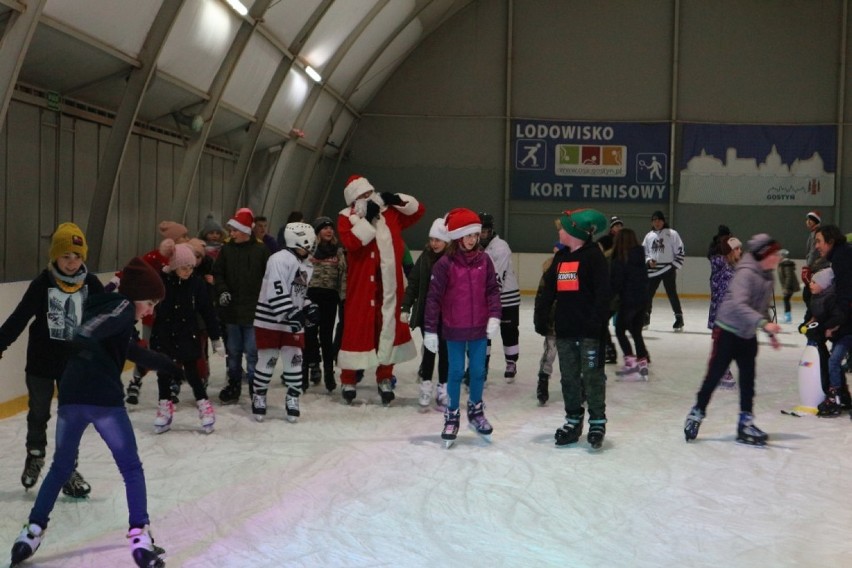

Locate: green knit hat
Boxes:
[558,209,608,241]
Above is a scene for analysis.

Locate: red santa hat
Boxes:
[344,175,375,206]
[226,208,254,235]
[445,208,482,240]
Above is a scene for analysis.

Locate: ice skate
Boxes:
[637,357,649,380]
[62,470,91,498]
[196,399,215,433]
[504,360,517,383]
[467,400,493,441]
[536,374,549,406]
[153,400,174,434]
[554,415,583,447]
[736,412,768,446]
[126,374,143,405]
[218,381,241,405]
[323,365,336,393]
[342,384,356,404]
[673,314,684,332]
[435,382,449,410]
[307,363,321,386]
[252,392,267,422]
[442,408,461,449]
[21,450,45,490]
[418,380,433,409]
[684,406,704,442]
[783,311,792,324]
[615,355,641,381]
[169,379,181,404]
[378,379,395,406]
[817,388,843,417]
[718,369,736,390]
[127,525,165,568]
[587,418,607,450]
[11,523,44,566]
[285,389,301,423]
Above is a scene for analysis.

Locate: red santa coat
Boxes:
[337,194,425,371]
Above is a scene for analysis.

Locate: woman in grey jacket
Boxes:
[684,234,783,446]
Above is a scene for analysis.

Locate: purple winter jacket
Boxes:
[423,248,502,341]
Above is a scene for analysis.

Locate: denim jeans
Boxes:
[225,324,257,384]
[30,404,149,530]
[828,334,852,390]
[446,338,487,410]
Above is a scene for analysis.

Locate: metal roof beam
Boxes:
[0,0,46,132]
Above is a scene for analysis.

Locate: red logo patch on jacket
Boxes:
[556,261,579,292]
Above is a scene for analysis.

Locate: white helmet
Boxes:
[283,222,316,253]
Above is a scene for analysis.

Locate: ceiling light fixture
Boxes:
[224,0,248,16]
[305,65,322,84]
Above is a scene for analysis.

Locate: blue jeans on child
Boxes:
[29,404,149,529]
[225,324,257,384]
[828,334,852,390]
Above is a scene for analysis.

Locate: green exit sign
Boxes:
[46,91,61,111]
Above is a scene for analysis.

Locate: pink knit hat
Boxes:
[163,243,196,272]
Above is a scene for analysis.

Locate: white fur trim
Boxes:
[350,215,376,245]
[391,193,419,216]
[344,177,375,205]
[226,218,252,234]
[447,223,481,240]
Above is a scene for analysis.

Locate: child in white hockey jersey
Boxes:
[252,222,318,422]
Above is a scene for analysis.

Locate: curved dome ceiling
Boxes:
[3,0,471,154]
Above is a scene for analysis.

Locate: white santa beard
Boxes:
[352,193,385,219]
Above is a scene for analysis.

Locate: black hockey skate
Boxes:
[323,366,336,392]
[218,381,241,405]
[467,400,493,441]
[817,388,843,417]
[604,343,617,364]
[11,523,43,567]
[308,363,321,386]
[736,412,768,446]
[673,314,684,332]
[377,379,395,406]
[684,406,704,442]
[554,415,584,447]
[251,392,267,422]
[342,384,356,404]
[587,418,607,449]
[21,450,45,490]
[536,375,549,406]
[126,375,142,405]
[285,389,301,423]
[62,470,91,498]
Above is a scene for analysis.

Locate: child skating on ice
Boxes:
[0,223,104,498]
[10,257,182,568]
[150,243,224,434]
[684,234,783,446]
[423,208,501,448]
[401,217,451,410]
[534,209,611,449]
[252,222,318,422]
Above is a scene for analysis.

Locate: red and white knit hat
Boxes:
[226,208,254,235]
[445,208,482,240]
[344,175,375,206]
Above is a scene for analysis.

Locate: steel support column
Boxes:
[0,0,46,133]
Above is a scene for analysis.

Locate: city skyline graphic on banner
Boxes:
[683,145,827,179]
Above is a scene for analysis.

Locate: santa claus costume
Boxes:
[336,175,425,404]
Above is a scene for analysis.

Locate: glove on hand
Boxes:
[365,200,380,223]
[218,291,231,307]
[399,311,410,324]
[423,332,439,353]
[486,317,501,339]
[212,339,225,357]
[304,304,320,328]
[381,192,404,207]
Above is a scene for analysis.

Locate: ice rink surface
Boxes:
[2,298,851,567]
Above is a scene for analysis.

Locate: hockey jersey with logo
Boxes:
[254,249,313,333]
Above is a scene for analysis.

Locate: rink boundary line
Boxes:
[0,394,26,419]
[520,290,802,302]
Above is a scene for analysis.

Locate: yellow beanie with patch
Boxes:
[50,222,88,262]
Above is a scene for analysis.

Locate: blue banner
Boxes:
[511,120,670,202]
[679,124,836,206]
